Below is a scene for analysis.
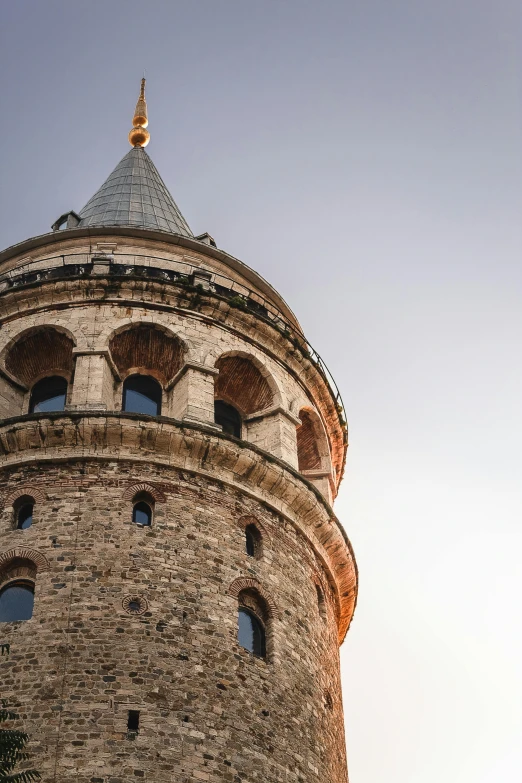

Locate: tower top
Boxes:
[128,78,150,148]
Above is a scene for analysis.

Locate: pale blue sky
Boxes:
[1,2,521,781]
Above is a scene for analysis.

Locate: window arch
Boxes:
[4,326,75,389]
[123,374,162,416]
[214,354,276,417]
[109,323,185,387]
[214,400,241,438]
[238,607,266,658]
[296,409,323,471]
[0,558,37,623]
[132,492,154,527]
[29,376,67,413]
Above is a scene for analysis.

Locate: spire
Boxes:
[77,148,193,236]
[128,78,150,148]
[76,80,193,236]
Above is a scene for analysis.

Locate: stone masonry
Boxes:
[0,135,357,783]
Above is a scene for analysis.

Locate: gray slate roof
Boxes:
[78,147,193,237]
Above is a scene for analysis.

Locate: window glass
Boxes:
[29,376,67,413]
[17,504,33,530]
[214,400,241,438]
[133,501,152,526]
[238,607,266,658]
[123,375,162,416]
[0,583,35,622]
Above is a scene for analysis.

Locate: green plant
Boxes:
[0,701,40,783]
[228,295,246,310]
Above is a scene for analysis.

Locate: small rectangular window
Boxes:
[127,710,140,732]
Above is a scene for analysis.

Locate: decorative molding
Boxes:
[122,482,166,503]
[0,547,50,573]
[227,577,280,619]
[244,404,301,427]
[122,595,148,616]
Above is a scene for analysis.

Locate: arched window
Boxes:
[123,374,162,416]
[132,500,152,527]
[16,503,33,530]
[245,523,261,558]
[238,607,266,658]
[0,582,35,622]
[29,376,67,413]
[214,400,241,438]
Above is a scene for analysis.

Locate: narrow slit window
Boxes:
[127,710,140,732]
[244,523,262,558]
[16,503,34,530]
[245,527,256,557]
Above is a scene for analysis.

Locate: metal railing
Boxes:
[0,252,347,428]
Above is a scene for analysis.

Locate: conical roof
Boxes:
[78,147,193,237]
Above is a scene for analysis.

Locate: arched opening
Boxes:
[238,607,266,658]
[15,498,34,531]
[0,582,35,622]
[214,355,275,416]
[4,327,75,389]
[214,400,241,438]
[296,409,322,471]
[245,523,261,558]
[132,492,154,527]
[29,376,68,413]
[0,557,38,623]
[237,587,270,660]
[123,374,162,416]
[109,324,185,386]
[132,501,152,527]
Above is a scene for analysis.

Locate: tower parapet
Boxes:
[0,83,357,783]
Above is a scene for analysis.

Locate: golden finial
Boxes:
[128,78,150,148]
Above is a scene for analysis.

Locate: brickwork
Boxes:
[0,228,357,783]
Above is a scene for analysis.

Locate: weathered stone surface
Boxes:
[0,228,356,783]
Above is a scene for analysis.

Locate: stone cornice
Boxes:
[243,404,302,427]
[0,411,357,642]
[0,227,301,331]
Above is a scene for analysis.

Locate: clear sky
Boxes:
[1,2,521,781]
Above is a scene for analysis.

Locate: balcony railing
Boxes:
[0,252,347,430]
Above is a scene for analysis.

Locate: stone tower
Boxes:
[0,82,357,783]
